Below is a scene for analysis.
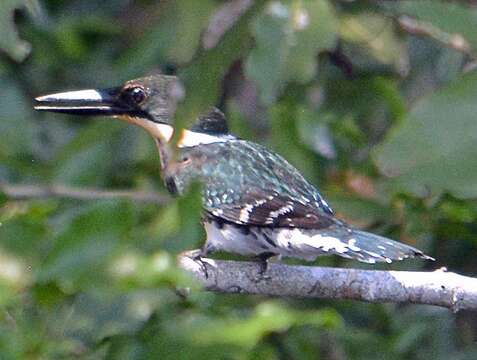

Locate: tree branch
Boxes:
[202,0,253,49]
[179,255,477,312]
[5,183,476,311]
[397,15,473,56]
[0,183,170,204]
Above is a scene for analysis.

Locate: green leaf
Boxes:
[53,16,121,60]
[175,0,261,129]
[118,0,216,75]
[269,98,320,182]
[374,71,477,198]
[0,202,52,258]
[339,13,407,72]
[38,201,134,285]
[176,182,204,251]
[326,192,391,225]
[0,75,35,158]
[160,0,216,63]
[52,121,124,186]
[245,0,337,104]
[62,290,163,342]
[109,251,197,290]
[190,302,341,348]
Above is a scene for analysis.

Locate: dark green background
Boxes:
[1,0,477,358]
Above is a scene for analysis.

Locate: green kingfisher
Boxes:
[35,75,434,266]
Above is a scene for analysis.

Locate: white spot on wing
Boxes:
[275,229,352,254]
[347,238,361,251]
[268,203,294,221]
[239,204,254,222]
[364,250,382,259]
[238,199,268,223]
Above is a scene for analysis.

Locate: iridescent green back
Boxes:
[174,140,332,218]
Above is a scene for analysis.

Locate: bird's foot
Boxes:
[251,252,275,282]
[182,249,210,279]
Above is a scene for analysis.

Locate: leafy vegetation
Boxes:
[1,0,477,358]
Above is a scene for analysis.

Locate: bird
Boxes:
[34,74,434,269]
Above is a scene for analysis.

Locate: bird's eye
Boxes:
[125,86,147,105]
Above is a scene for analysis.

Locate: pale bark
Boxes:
[179,255,477,312]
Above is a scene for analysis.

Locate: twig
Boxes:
[202,0,253,49]
[179,255,477,312]
[0,183,170,204]
[397,15,472,55]
[5,183,476,311]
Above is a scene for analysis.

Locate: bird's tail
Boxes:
[344,229,434,264]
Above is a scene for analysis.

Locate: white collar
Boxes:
[127,121,234,147]
[177,129,235,147]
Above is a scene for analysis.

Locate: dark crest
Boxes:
[190,108,229,135]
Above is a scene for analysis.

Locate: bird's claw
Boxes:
[251,253,273,282]
[182,249,210,279]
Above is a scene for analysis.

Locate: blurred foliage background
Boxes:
[1,0,477,359]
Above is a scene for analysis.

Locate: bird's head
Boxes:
[34,75,182,142]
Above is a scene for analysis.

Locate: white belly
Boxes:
[204,221,332,261]
[203,219,410,264]
[204,221,271,256]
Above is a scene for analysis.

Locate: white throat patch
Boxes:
[154,123,174,142]
[117,116,233,147]
[117,115,175,143]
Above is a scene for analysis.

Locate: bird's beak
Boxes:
[34,87,175,143]
[34,87,132,116]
